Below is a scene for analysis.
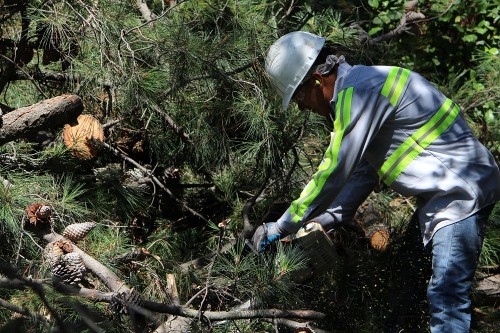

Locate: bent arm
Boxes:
[313,159,379,230]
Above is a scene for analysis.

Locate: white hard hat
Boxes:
[265,31,325,110]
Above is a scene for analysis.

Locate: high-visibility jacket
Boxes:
[276,61,500,245]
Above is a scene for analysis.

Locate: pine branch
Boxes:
[0,297,30,316]
[101,141,209,223]
[12,69,112,88]
[352,1,427,46]
[0,2,29,94]
[151,104,191,144]
[0,297,51,326]
[0,263,70,333]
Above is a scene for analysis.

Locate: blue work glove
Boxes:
[251,222,283,252]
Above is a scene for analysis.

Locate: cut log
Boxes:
[352,202,391,251]
[0,94,83,145]
[63,114,104,159]
[473,273,500,306]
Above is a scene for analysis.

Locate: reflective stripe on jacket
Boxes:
[277,62,500,245]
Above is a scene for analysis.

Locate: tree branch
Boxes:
[13,69,112,88]
[263,318,333,333]
[241,171,270,239]
[151,104,191,144]
[142,300,327,321]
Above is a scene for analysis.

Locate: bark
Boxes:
[0,275,327,332]
[154,316,192,333]
[0,94,83,145]
[166,274,180,306]
[263,318,333,333]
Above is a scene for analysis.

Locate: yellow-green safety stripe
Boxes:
[290,87,354,223]
[381,67,411,106]
[378,98,460,186]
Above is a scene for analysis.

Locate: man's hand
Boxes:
[251,222,283,252]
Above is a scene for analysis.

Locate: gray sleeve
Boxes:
[312,159,379,230]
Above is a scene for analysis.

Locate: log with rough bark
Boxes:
[0,94,83,145]
[473,273,500,306]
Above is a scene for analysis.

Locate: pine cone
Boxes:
[25,203,53,226]
[62,252,86,274]
[54,239,74,253]
[110,289,143,314]
[44,241,65,266]
[51,252,86,284]
[62,222,97,242]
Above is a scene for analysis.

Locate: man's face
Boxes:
[291,73,334,118]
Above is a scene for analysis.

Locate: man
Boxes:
[252,31,500,333]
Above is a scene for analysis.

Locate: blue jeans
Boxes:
[427,205,493,333]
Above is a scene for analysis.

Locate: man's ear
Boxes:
[311,72,323,86]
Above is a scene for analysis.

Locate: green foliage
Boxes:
[479,203,500,268]
[480,230,500,268]
[366,0,403,35]
[457,50,499,162]
[0,170,54,248]
[52,175,88,220]
[211,239,308,307]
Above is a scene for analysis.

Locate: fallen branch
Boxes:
[473,273,500,306]
[0,94,83,145]
[0,264,70,333]
[142,300,326,321]
[13,69,112,88]
[151,104,191,144]
[0,297,34,317]
[135,0,157,23]
[0,297,52,328]
[263,318,333,333]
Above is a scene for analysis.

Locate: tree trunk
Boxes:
[0,94,83,145]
